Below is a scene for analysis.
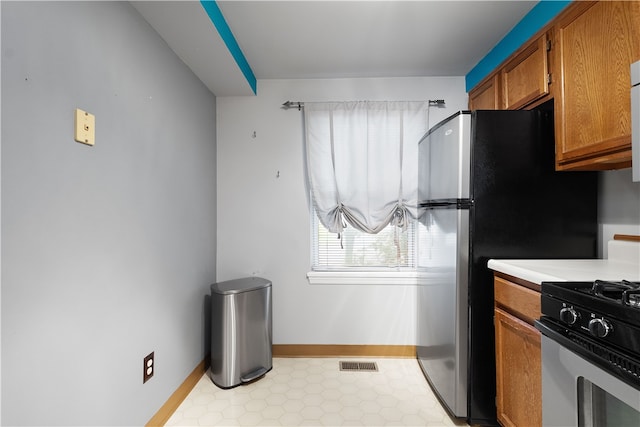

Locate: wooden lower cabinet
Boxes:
[494,307,541,427]
[494,275,542,427]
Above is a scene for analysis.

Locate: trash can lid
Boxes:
[210,277,271,295]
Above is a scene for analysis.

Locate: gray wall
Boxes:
[1,2,216,425]
[599,169,640,225]
[217,78,468,345]
[598,169,640,257]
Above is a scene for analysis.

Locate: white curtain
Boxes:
[304,101,429,234]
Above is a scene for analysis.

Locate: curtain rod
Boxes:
[281,99,446,111]
[282,101,304,110]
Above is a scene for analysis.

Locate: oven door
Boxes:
[540,334,640,426]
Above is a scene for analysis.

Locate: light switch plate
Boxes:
[74,108,95,146]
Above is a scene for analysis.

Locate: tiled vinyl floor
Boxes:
[166,358,468,426]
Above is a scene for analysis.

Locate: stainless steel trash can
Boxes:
[210,277,272,388]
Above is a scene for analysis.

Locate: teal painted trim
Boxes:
[465,0,571,92]
[200,0,257,94]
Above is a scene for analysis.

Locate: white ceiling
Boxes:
[133,1,538,97]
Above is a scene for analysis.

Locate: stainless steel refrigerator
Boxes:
[416,108,598,426]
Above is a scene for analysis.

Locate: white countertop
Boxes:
[488,240,640,285]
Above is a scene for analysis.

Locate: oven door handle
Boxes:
[535,318,574,346]
[535,318,587,357]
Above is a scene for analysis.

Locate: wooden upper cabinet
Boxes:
[554,1,640,170]
[467,0,640,171]
[468,32,551,111]
[469,73,501,110]
[502,34,550,110]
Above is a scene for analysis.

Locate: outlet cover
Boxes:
[74,108,95,146]
[143,352,154,383]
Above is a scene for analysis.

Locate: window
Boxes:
[303,101,428,284]
[311,210,416,271]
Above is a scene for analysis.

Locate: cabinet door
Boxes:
[502,34,550,110]
[469,73,501,110]
[494,307,541,427]
[554,1,640,170]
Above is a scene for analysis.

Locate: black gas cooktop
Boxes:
[537,279,640,389]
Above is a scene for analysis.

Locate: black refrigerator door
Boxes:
[465,109,598,425]
[470,109,597,259]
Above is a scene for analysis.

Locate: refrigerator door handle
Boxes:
[420,199,473,209]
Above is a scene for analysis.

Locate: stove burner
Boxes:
[584,280,640,308]
[623,289,640,308]
[592,279,639,295]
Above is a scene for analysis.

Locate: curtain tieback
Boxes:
[393,206,407,229]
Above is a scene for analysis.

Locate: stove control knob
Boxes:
[559,307,579,325]
[588,318,612,338]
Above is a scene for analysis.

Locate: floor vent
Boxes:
[339,361,378,372]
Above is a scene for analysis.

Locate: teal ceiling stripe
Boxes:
[465,0,571,92]
[200,0,257,94]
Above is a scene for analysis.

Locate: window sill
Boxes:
[306,271,420,285]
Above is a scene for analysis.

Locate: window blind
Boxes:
[312,210,416,270]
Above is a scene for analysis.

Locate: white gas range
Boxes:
[489,237,640,427]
